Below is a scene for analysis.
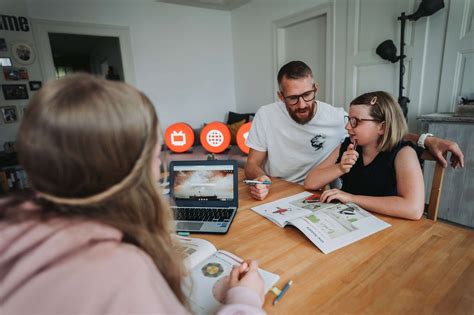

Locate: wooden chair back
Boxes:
[421,151,445,221]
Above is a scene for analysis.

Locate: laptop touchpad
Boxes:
[177,222,204,231]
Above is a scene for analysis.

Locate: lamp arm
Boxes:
[397,12,409,118]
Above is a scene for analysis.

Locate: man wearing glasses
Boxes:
[245,61,464,201]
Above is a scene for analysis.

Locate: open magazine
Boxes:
[251,191,391,254]
[178,236,280,315]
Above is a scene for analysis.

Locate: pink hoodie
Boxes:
[0,215,264,314]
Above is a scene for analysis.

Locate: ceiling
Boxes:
[156,0,250,11]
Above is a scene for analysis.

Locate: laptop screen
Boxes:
[172,164,234,202]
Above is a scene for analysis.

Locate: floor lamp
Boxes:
[375,0,445,119]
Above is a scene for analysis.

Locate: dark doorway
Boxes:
[48,33,124,81]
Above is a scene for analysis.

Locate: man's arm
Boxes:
[404,133,464,168]
[245,149,268,180]
[245,149,271,200]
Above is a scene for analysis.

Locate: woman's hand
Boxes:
[321,188,354,204]
[338,144,358,174]
[229,260,265,302]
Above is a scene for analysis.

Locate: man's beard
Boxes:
[288,101,316,125]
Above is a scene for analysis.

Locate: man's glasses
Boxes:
[344,115,381,128]
[282,85,316,105]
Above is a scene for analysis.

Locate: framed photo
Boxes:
[0,57,12,67]
[0,38,7,52]
[2,84,29,100]
[11,42,35,65]
[29,81,42,91]
[0,106,18,123]
[3,67,29,81]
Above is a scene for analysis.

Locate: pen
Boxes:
[243,180,272,185]
[273,280,293,305]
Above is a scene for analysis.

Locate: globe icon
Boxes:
[206,129,224,147]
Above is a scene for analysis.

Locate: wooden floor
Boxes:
[197,171,474,314]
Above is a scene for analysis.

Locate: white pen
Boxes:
[243,180,272,185]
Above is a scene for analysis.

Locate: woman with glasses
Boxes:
[304,91,425,220]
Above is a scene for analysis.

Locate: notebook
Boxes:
[169,159,238,234]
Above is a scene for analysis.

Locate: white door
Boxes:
[438,0,474,112]
[274,5,333,103]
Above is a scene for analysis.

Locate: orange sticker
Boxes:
[200,122,231,153]
[164,122,194,153]
[236,122,252,154]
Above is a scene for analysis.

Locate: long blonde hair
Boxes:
[350,91,407,152]
[6,73,187,305]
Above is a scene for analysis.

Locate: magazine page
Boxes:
[288,203,391,254]
[184,250,280,315]
[251,191,317,227]
[177,236,217,269]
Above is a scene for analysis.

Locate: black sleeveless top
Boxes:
[336,137,419,197]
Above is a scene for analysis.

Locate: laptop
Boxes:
[169,159,238,234]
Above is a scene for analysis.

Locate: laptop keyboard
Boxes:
[174,207,234,222]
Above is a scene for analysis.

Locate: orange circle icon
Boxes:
[236,122,252,154]
[200,122,231,153]
[164,122,194,153]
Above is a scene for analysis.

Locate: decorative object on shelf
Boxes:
[0,106,18,123]
[455,97,474,117]
[11,42,35,65]
[2,84,28,100]
[29,81,42,91]
[3,67,29,81]
[375,0,445,119]
[0,38,7,52]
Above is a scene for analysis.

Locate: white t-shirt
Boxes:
[246,100,347,184]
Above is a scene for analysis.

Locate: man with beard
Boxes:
[245,61,464,200]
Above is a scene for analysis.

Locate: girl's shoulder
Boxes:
[389,140,420,164]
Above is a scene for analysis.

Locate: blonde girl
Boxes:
[304,91,424,220]
[0,73,264,314]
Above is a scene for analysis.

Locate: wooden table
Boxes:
[195,170,474,314]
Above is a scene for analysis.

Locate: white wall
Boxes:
[231,0,470,133]
[0,0,43,146]
[25,0,236,129]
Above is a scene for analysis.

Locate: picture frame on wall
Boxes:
[0,57,12,67]
[3,67,29,81]
[0,106,18,124]
[11,42,35,65]
[2,84,29,100]
[0,38,7,52]
[29,81,42,91]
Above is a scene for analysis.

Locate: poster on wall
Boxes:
[2,84,29,100]
[0,106,18,124]
[11,42,35,65]
[3,67,29,81]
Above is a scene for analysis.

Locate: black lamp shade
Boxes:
[376,40,399,63]
[409,0,445,21]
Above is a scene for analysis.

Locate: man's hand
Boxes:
[424,136,464,168]
[249,175,271,200]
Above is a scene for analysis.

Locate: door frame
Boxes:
[272,3,334,103]
[32,19,136,84]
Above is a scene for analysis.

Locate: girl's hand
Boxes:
[321,189,354,204]
[338,143,359,173]
[229,260,265,302]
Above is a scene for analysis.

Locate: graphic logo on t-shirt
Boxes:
[310,134,326,151]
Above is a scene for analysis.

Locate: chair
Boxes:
[421,151,446,221]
